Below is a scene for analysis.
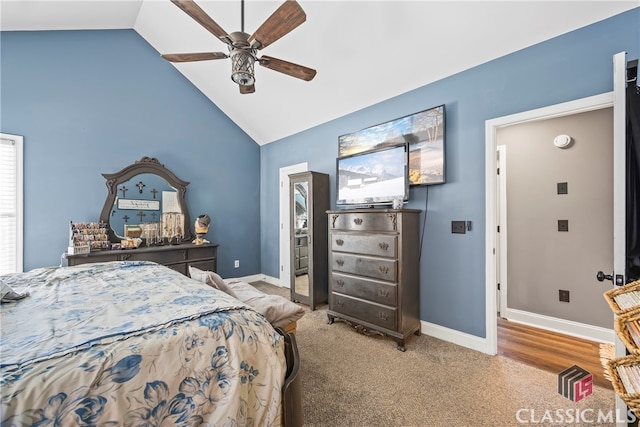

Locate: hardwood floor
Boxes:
[497,317,613,390]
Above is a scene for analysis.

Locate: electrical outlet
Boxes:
[451,221,466,234]
[559,289,570,302]
[557,182,568,195]
[234,260,240,268]
[558,220,569,232]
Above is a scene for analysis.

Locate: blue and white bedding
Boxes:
[0,261,287,426]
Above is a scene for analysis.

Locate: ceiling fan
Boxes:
[161,0,317,94]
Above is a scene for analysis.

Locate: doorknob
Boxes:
[596,271,626,286]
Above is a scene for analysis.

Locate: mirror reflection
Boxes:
[109,173,183,241]
[293,181,309,297]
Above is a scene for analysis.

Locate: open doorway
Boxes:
[485,92,616,353]
[488,95,618,394]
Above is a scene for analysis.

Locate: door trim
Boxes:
[612,51,628,427]
[496,145,507,317]
[484,92,614,355]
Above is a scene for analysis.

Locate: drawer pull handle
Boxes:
[378,242,389,251]
[336,279,344,287]
[336,239,344,246]
[378,312,389,321]
[337,300,344,307]
[120,254,132,261]
[353,218,363,225]
[379,265,389,275]
[336,259,344,266]
[180,250,187,260]
[378,289,389,297]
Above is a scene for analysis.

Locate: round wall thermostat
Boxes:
[553,134,572,148]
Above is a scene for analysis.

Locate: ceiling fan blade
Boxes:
[171,0,231,44]
[259,56,316,81]
[248,1,306,50]
[161,52,229,62]
[240,84,256,94]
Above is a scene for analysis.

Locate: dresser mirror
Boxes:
[100,157,192,244]
[289,171,329,310]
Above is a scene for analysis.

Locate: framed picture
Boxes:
[338,105,445,186]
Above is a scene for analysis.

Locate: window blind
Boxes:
[0,134,23,274]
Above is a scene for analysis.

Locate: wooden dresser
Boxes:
[327,209,421,351]
[63,243,218,276]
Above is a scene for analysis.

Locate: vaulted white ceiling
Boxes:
[1,1,636,145]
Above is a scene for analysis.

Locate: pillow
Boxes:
[188,266,238,299]
[188,266,210,285]
[205,271,238,299]
[225,280,305,328]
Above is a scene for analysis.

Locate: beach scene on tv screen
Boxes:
[338,148,405,203]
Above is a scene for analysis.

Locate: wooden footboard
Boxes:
[283,321,297,335]
[276,327,303,427]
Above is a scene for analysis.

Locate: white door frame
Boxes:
[279,162,308,288]
[612,51,629,426]
[496,145,507,316]
[484,92,615,355]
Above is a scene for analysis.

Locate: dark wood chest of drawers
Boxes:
[327,209,421,351]
[63,243,218,276]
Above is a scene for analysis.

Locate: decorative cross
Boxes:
[122,215,130,223]
[137,211,146,222]
[150,212,158,220]
[150,188,158,199]
[136,181,145,193]
[111,210,116,217]
[119,186,128,198]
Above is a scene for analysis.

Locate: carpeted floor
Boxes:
[250,281,618,426]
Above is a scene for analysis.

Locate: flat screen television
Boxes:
[336,144,409,207]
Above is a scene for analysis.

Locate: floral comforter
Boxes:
[0,261,286,426]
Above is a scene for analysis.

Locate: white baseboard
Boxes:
[502,308,615,343]
[233,273,290,288]
[240,275,614,351]
[419,308,615,355]
[420,320,493,354]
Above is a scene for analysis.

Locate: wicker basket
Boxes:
[604,280,640,315]
[616,307,640,355]
[607,355,640,415]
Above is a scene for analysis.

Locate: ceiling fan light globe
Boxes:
[232,72,255,86]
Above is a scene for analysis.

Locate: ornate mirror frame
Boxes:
[99,156,192,243]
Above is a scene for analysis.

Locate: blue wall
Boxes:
[0,29,261,277]
[2,9,638,339]
[260,8,640,338]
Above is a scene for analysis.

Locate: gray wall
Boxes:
[498,108,613,328]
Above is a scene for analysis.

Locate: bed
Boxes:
[0,260,301,426]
